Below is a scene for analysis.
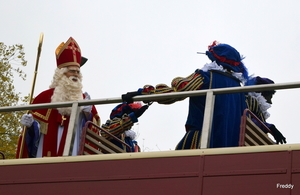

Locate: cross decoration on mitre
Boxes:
[55,37,82,69]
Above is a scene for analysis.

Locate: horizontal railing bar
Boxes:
[127,82,300,102]
[0,98,122,112]
[0,82,300,112]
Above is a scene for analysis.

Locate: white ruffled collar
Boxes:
[248,92,271,119]
[124,129,137,140]
[201,61,246,84]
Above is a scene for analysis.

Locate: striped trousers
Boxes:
[175,130,201,150]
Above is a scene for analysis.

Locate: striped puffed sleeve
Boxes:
[100,113,137,139]
[138,70,204,104]
[245,95,266,122]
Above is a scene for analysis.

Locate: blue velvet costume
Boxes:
[180,69,246,148]
[136,42,249,149]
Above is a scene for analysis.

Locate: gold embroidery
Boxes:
[33,109,52,120]
[33,109,52,135]
[35,119,48,134]
[61,115,67,126]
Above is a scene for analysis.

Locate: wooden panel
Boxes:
[245,133,259,145]
[0,150,297,194]
[203,174,291,195]
[84,143,102,154]
[83,151,91,155]
[246,126,269,145]
[243,118,275,146]
[0,177,200,195]
[239,109,275,146]
[292,150,300,171]
[202,151,292,195]
[203,151,290,174]
[246,118,275,145]
[86,129,125,153]
[291,173,300,195]
[85,135,116,154]
[0,156,203,195]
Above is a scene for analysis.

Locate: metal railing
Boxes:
[1,81,300,156]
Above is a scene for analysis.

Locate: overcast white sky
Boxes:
[2,0,300,151]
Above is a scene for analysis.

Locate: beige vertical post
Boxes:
[63,102,80,156]
[200,91,215,149]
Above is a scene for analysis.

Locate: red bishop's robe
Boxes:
[16,88,100,158]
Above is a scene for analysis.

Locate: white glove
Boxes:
[84,92,91,100]
[82,105,92,113]
[124,130,136,140]
[20,114,34,127]
[82,92,92,113]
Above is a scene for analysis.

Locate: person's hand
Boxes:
[20,114,34,127]
[82,105,92,113]
[133,105,149,118]
[84,92,91,100]
[83,92,92,113]
[269,125,287,144]
[122,91,139,103]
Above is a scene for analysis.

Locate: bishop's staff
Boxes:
[18,33,44,158]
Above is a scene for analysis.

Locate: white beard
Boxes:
[51,75,83,115]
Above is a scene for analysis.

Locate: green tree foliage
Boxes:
[0,42,28,159]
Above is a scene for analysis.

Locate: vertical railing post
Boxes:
[63,102,80,156]
[200,91,215,149]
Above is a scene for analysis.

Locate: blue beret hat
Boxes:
[205,41,248,80]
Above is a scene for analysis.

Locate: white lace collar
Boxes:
[248,92,271,119]
[201,61,246,84]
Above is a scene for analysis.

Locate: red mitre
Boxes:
[55,37,81,68]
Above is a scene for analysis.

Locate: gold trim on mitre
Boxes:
[55,37,81,69]
[55,42,64,57]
